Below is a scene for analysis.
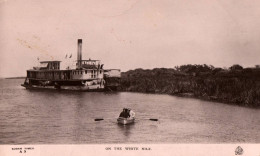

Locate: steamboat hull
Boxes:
[21,83,104,92]
[21,78,105,91]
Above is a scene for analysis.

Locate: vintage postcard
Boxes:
[0,0,260,155]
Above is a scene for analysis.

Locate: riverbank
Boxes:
[119,65,260,108]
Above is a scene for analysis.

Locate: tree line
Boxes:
[119,64,260,108]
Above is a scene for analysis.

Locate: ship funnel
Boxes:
[77,39,82,69]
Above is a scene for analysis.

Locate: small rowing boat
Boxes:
[117,117,135,125]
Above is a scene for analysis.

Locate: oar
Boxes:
[149,118,158,121]
[136,118,159,121]
[94,118,104,121]
[94,117,117,121]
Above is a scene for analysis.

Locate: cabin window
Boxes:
[85,70,87,74]
[81,71,83,74]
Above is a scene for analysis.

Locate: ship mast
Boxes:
[77,39,82,69]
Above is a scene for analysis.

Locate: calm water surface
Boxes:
[0,79,259,144]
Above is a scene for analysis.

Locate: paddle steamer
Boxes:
[21,39,120,91]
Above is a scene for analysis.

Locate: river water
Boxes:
[0,79,259,144]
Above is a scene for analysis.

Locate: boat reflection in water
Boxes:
[117,120,136,137]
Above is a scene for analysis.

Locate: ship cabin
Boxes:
[78,59,103,70]
[26,59,104,81]
[33,61,61,70]
[73,59,104,80]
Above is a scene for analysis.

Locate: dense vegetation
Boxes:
[119,64,260,108]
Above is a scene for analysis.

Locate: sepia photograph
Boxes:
[0,0,260,155]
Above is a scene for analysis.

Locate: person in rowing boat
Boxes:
[129,109,135,118]
[119,108,129,118]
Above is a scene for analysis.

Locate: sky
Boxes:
[1,0,260,77]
